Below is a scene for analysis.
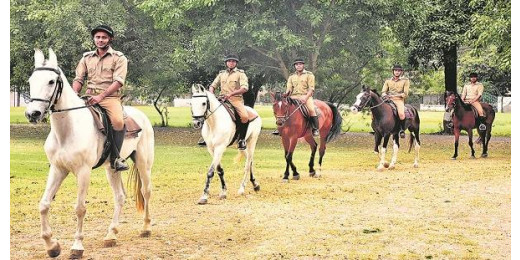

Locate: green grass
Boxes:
[11,105,511,136]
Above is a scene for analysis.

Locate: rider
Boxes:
[209,54,250,150]
[382,64,410,139]
[273,58,319,136]
[72,25,129,171]
[461,72,486,131]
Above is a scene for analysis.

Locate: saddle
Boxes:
[385,100,413,119]
[220,100,258,123]
[287,98,321,119]
[88,106,142,138]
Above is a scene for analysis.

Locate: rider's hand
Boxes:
[87,94,104,105]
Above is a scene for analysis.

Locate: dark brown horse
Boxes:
[350,86,421,170]
[271,93,342,182]
[444,90,495,159]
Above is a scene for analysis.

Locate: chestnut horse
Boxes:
[271,93,342,181]
[350,86,421,170]
[444,90,495,159]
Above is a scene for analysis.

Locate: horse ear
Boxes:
[34,48,44,68]
[270,92,275,101]
[191,84,198,94]
[362,85,366,91]
[47,48,57,67]
[198,84,205,93]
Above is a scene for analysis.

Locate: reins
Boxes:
[275,100,305,127]
[192,94,223,119]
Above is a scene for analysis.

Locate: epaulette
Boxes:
[236,69,245,73]
[113,51,125,57]
[219,70,226,74]
[304,71,313,75]
[82,51,95,57]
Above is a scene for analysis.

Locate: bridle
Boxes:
[191,94,223,120]
[29,67,93,113]
[274,98,305,126]
[353,91,385,111]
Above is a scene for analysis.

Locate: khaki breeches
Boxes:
[470,101,485,117]
[98,97,124,130]
[390,97,405,120]
[292,95,317,117]
[229,97,249,123]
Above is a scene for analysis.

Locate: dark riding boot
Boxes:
[310,116,319,137]
[110,127,129,171]
[197,137,206,146]
[238,121,250,150]
[399,119,406,139]
[272,129,280,135]
[478,116,487,131]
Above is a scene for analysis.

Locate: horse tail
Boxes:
[408,132,415,153]
[128,163,145,212]
[325,102,343,143]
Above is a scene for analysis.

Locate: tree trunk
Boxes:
[442,43,458,134]
[153,86,168,127]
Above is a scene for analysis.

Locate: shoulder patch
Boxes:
[237,69,245,73]
[82,51,95,57]
[219,70,226,74]
[305,71,313,75]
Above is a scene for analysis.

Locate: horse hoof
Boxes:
[451,157,457,160]
[47,242,61,258]
[481,154,488,158]
[413,163,419,168]
[104,239,117,247]
[388,165,395,170]
[70,249,83,259]
[140,230,151,238]
[254,185,260,192]
[197,198,208,205]
[219,194,227,200]
[309,171,316,177]
[282,179,289,183]
[292,175,300,180]
[377,166,384,171]
[470,156,476,159]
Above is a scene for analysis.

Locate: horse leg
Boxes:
[239,134,260,194]
[377,135,391,171]
[388,134,400,170]
[281,137,291,182]
[70,166,91,259]
[199,145,225,204]
[303,135,318,177]
[216,164,227,199]
[374,132,382,154]
[482,127,492,157]
[288,138,300,180]
[101,167,123,247]
[413,130,421,168]
[135,156,153,238]
[468,130,476,159]
[316,136,327,177]
[452,129,460,159]
[40,165,68,258]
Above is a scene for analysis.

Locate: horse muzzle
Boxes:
[25,109,45,124]
[192,118,204,129]
[275,118,285,126]
[350,106,359,114]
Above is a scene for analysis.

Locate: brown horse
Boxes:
[350,86,421,170]
[271,93,342,182]
[444,90,495,159]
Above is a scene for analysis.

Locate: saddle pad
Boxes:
[289,98,321,119]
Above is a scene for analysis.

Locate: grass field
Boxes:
[10,104,511,259]
[10,105,512,136]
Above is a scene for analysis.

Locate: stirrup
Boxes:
[479,123,487,131]
[112,158,129,171]
[447,122,453,128]
[238,140,247,150]
[272,129,280,135]
[399,130,405,139]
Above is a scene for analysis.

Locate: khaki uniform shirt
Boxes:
[286,70,315,96]
[210,68,249,96]
[73,46,128,97]
[462,82,484,101]
[382,77,410,99]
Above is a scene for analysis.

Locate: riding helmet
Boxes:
[469,72,478,78]
[392,64,403,71]
[293,58,305,65]
[224,54,240,62]
[91,25,114,38]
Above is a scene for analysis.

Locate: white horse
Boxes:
[25,48,154,258]
[190,84,262,204]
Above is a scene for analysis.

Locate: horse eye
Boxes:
[48,80,55,85]
[202,102,206,106]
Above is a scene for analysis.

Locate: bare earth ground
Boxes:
[10,126,511,259]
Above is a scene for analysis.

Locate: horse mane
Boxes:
[243,85,260,108]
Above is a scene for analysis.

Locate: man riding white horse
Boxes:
[209,54,254,150]
[72,25,129,171]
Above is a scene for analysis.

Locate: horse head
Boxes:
[191,83,211,129]
[270,92,291,126]
[25,48,64,124]
[350,85,373,113]
[444,91,458,112]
